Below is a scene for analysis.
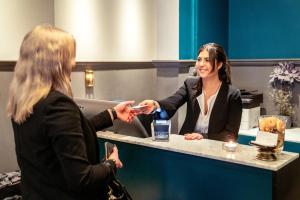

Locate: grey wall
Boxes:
[231,65,300,127]
[0,72,17,172]
[156,67,181,133]
[71,68,157,102]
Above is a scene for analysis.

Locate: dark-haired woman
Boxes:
[139,43,242,142]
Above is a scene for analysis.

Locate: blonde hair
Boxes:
[7,24,76,124]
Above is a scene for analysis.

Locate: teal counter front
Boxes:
[97,132,299,200]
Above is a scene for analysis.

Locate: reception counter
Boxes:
[97,131,299,200]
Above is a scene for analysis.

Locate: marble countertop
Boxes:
[239,128,300,143]
[97,131,299,171]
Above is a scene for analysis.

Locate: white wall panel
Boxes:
[156,0,179,60]
[0,0,54,60]
[55,0,157,61]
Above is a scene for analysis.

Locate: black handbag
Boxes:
[108,177,132,200]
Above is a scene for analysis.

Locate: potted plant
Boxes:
[269,61,300,128]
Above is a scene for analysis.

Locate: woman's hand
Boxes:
[138,100,158,114]
[113,101,136,122]
[184,133,203,140]
[108,146,123,168]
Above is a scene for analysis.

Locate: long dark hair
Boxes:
[195,43,231,94]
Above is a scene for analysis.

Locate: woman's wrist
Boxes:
[111,108,118,120]
[103,159,117,176]
[107,158,116,165]
[108,108,118,121]
[151,100,161,114]
[151,100,157,113]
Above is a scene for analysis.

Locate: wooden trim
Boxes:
[0,61,154,72]
[152,59,300,68]
[73,61,154,71]
[152,60,195,68]
[0,61,16,71]
[229,59,300,67]
[1,59,299,72]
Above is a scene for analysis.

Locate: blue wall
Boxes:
[179,0,197,59]
[180,0,300,59]
[229,0,300,59]
[180,0,228,59]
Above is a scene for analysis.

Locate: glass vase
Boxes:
[258,115,286,153]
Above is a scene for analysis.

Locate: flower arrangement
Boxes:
[269,61,300,117]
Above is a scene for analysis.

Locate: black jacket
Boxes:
[12,90,115,200]
[158,77,242,141]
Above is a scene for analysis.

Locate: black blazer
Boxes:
[158,77,242,141]
[12,90,115,200]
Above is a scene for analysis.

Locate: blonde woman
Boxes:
[7,24,134,200]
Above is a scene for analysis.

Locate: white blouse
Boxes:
[194,86,221,136]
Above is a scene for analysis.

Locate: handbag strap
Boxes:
[108,177,133,200]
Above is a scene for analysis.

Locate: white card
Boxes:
[252,131,278,147]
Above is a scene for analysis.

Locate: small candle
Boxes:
[226,153,236,159]
[223,141,237,152]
